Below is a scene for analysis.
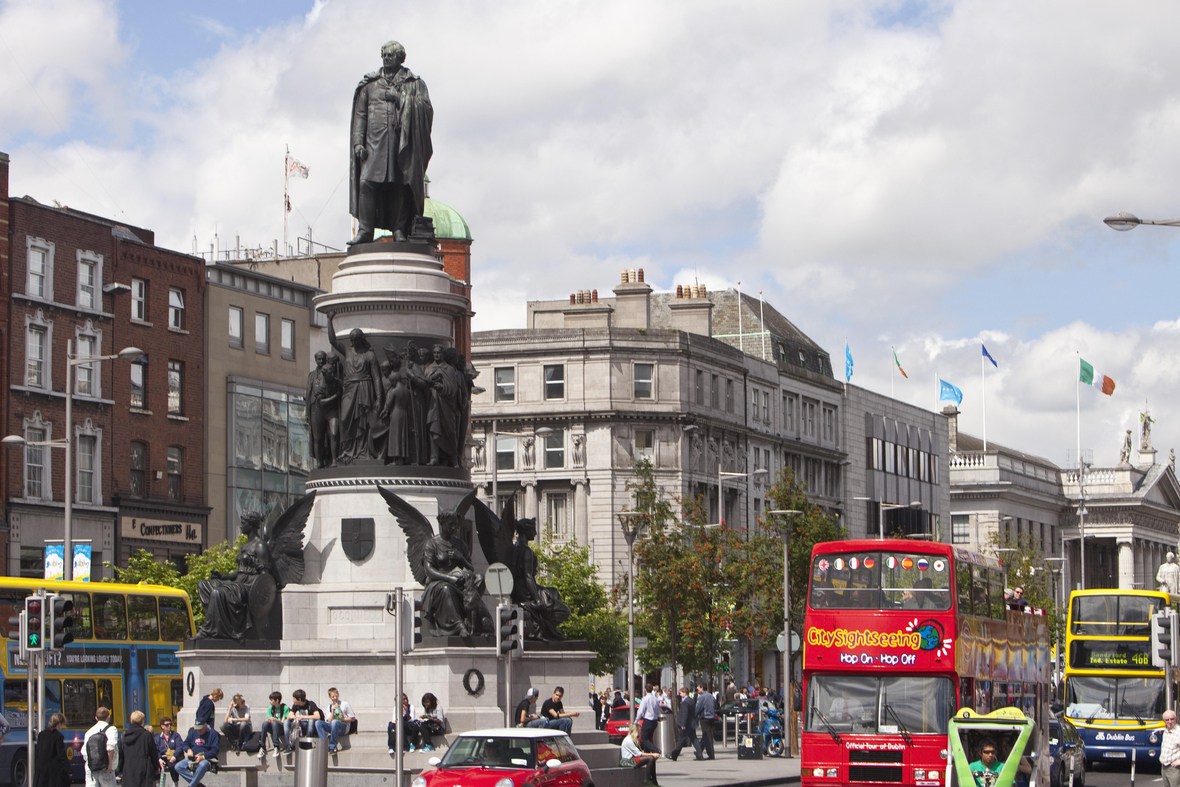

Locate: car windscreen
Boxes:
[439,736,535,769]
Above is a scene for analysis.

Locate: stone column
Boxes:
[575,480,588,545]
[1118,539,1135,590]
[524,481,538,520]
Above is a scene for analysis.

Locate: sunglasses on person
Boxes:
[982,749,996,756]
[161,722,172,727]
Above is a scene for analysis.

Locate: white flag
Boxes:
[288,157,309,179]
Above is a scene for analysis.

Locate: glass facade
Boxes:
[228,382,310,535]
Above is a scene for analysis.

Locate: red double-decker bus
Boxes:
[801,539,1050,786]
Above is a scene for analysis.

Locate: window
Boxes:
[496,436,515,471]
[128,595,159,641]
[63,679,98,728]
[281,318,295,360]
[26,325,46,387]
[726,380,734,413]
[544,365,564,400]
[131,278,146,321]
[160,596,193,641]
[952,514,970,544]
[130,363,146,408]
[545,494,568,540]
[228,306,243,348]
[711,375,720,409]
[61,592,91,639]
[635,429,654,462]
[695,370,704,405]
[804,675,955,736]
[129,441,147,496]
[752,389,759,420]
[255,312,269,353]
[544,429,564,469]
[93,593,127,640]
[77,258,96,309]
[763,392,770,422]
[634,364,653,399]
[77,434,95,504]
[75,334,95,396]
[20,547,44,578]
[167,446,183,501]
[28,246,47,298]
[885,442,896,473]
[823,407,835,442]
[803,401,816,437]
[783,394,796,433]
[495,367,515,402]
[25,427,44,498]
[167,361,183,414]
[168,288,185,329]
[227,383,311,531]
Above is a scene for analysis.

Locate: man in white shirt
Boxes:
[637,684,662,752]
[82,707,119,787]
[1161,710,1180,787]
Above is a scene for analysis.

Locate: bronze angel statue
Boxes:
[195,492,315,642]
[378,486,492,637]
[473,498,570,641]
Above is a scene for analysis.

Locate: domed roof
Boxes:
[424,197,471,241]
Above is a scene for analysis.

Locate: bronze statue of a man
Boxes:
[348,40,433,245]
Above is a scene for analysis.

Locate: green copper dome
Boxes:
[424,197,471,241]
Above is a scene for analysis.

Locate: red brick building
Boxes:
[3,154,207,577]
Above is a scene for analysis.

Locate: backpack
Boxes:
[87,724,112,772]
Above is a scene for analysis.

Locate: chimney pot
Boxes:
[620,270,628,283]
[592,289,598,303]
[569,294,576,304]
[700,283,707,296]
[676,284,683,298]
[637,268,644,283]
[629,268,637,283]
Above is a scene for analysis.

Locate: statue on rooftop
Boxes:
[1141,407,1156,452]
[348,40,433,245]
[1119,430,1133,465]
[1157,552,1180,596]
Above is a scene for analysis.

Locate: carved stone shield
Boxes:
[341,517,375,562]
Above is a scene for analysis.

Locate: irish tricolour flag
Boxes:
[1080,358,1115,396]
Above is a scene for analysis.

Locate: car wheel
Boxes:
[11,751,27,787]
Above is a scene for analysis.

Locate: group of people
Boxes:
[614,683,723,787]
[514,686,582,733]
[203,687,359,757]
[387,692,447,753]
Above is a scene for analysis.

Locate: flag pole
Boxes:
[982,349,987,452]
[1076,352,1085,591]
[737,281,743,355]
[283,144,289,257]
[891,346,895,399]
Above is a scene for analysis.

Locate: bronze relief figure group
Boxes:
[305,317,477,469]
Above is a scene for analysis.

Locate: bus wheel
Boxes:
[11,751,27,787]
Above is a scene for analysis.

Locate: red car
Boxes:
[413,728,593,787]
[606,706,637,744]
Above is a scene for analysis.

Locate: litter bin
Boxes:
[656,710,676,754]
[294,736,329,787]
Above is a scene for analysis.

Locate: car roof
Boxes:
[459,728,569,739]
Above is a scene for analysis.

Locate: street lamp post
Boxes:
[1104,212,1180,231]
[853,497,923,539]
[767,508,801,758]
[618,511,646,732]
[3,344,143,580]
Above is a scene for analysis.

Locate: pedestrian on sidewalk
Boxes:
[667,687,697,762]
[694,683,716,761]
[621,723,660,786]
[637,685,662,752]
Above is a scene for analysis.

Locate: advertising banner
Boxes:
[74,543,92,582]
[44,544,65,581]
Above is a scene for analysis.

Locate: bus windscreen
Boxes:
[809,551,951,611]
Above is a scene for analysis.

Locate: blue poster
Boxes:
[44,544,65,581]
[74,544,92,582]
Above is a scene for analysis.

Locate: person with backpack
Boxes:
[82,707,119,787]
[118,711,161,787]
[175,719,220,786]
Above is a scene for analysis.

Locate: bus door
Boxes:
[147,676,183,728]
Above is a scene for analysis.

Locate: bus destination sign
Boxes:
[1069,639,1154,671]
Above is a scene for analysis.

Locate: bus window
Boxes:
[957,563,973,616]
[129,595,160,640]
[881,553,951,611]
[63,592,93,639]
[4,680,27,713]
[0,592,25,639]
[808,552,880,609]
[98,679,114,711]
[160,597,193,641]
[988,569,1005,619]
[45,679,62,718]
[93,593,128,640]
[971,566,989,618]
[64,679,97,728]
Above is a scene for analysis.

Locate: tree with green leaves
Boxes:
[106,536,246,630]
[762,466,846,634]
[535,542,627,675]
[986,530,1063,648]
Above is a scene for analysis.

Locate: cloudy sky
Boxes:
[4,0,1180,468]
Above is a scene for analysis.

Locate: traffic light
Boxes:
[1153,610,1178,668]
[47,595,75,650]
[7,611,26,661]
[400,596,423,652]
[25,597,43,651]
[720,650,731,671]
[498,604,522,655]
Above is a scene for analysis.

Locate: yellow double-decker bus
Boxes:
[1064,588,1174,769]
[0,578,195,787]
